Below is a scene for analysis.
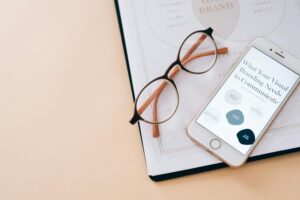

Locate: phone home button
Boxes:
[210,139,221,150]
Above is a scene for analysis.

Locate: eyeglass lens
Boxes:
[136,78,179,124]
[179,32,217,73]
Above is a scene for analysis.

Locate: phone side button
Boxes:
[210,139,221,150]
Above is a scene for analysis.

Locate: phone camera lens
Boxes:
[270,48,273,51]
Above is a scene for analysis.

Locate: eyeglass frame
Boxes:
[129,27,227,135]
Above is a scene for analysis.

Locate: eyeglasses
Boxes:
[129,27,228,137]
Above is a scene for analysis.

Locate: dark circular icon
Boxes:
[237,129,255,145]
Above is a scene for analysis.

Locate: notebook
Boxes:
[115,0,300,181]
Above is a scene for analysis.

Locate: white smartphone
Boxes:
[187,38,300,167]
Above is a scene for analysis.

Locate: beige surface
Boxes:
[0,0,299,199]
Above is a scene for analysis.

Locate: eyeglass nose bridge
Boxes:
[162,60,181,81]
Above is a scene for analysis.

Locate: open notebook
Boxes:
[115,0,300,181]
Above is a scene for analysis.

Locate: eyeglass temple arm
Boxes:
[181,34,207,62]
[152,97,160,137]
[150,47,228,137]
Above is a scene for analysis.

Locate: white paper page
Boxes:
[119,0,300,176]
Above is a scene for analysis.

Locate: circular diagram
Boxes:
[145,0,286,46]
[191,0,286,41]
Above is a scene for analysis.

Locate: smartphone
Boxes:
[187,38,300,167]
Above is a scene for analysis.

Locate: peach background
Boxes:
[0,1,299,199]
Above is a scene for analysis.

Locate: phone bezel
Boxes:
[187,37,300,167]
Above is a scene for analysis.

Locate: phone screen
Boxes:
[196,47,299,154]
